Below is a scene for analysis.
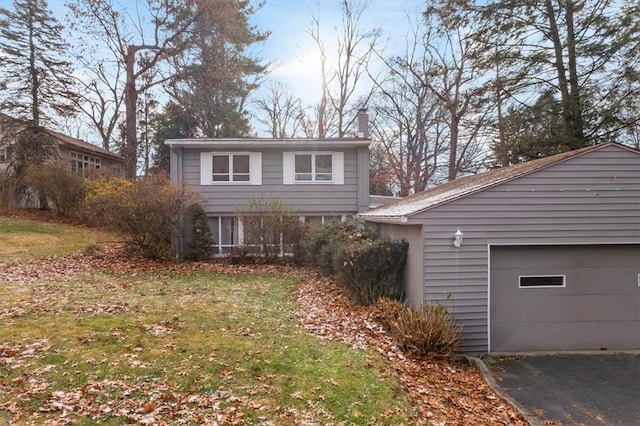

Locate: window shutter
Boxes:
[283,152,294,185]
[250,152,262,185]
[200,152,212,185]
[332,151,344,185]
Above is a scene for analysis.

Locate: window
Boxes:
[303,215,347,226]
[201,152,261,185]
[519,275,566,288]
[70,151,101,178]
[212,154,250,182]
[294,154,332,181]
[283,151,344,185]
[0,146,10,163]
[209,217,242,255]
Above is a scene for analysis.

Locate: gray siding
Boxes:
[374,224,424,306]
[410,145,640,352]
[180,147,363,215]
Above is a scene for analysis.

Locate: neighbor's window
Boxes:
[70,151,101,178]
[0,146,10,162]
[519,275,566,288]
[294,153,332,182]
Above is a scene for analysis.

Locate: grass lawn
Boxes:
[0,216,414,424]
[0,216,114,262]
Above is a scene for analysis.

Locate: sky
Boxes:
[248,0,428,108]
[6,0,429,139]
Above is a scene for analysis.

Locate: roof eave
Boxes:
[165,138,372,149]
[356,214,409,224]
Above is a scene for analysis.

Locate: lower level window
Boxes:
[519,275,565,288]
[208,217,241,255]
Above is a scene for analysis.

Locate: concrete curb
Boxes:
[463,356,544,426]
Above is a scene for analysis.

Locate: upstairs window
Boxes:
[201,152,261,185]
[283,151,344,185]
[294,154,333,182]
[212,154,250,182]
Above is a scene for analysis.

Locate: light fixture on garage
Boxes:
[453,228,463,248]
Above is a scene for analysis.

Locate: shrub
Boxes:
[304,221,374,274]
[228,246,255,265]
[376,298,462,357]
[22,161,87,216]
[85,174,194,259]
[335,238,408,305]
[237,195,307,263]
[185,203,213,261]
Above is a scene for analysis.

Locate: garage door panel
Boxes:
[492,321,640,352]
[490,244,640,352]
[494,294,640,322]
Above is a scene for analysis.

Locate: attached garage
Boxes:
[490,244,640,352]
[360,143,640,353]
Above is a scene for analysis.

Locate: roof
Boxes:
[0,113,123,161]
[164,137,371,149]
[48,129,124,161]
[359,143,639,223]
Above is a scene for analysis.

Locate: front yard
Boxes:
[0,215,526,425]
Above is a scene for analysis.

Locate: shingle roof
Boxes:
[47,128,124,160]
[0,113,123,161]
[359,143,636,222]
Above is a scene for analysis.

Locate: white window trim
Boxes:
[283,151,344,185]
[200,152,262,185]
[518,274,566,289]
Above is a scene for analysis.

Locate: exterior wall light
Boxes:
[453,228,463,248]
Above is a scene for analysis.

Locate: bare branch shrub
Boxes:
[85,174,193,259]
[377,298,462,357]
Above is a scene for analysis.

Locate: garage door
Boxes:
[490,245,640,352]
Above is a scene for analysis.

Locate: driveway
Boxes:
[490,354,640,425]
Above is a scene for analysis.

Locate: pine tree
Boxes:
[0,0,77,127]
[0,0,78,205]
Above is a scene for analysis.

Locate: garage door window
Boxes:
[519,275,565,288]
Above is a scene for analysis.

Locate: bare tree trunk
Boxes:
[564,0,584,146]
[544,0,574,144]
[124,46,138,179]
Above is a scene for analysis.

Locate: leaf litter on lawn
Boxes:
[0,244,527,425]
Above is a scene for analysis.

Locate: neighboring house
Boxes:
[166,110,371,256]
[0,116,125,178]
[360,143,640,353]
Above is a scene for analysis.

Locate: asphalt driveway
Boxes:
[490,354,640,425]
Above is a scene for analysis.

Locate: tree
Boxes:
[0,0,77,126]
[150,102,198,174]
[0,0,78,205]
[69,0,266,179]
[252,82,305,138]
[306,0,379,138]
[492,90,567,164]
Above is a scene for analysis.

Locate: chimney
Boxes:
[357,108,369,139]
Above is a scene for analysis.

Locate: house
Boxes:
[359,143,640,353]
[165,110,371,256]
[0,116,125,178]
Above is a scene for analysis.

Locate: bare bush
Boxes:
[23,162,87,216]
[377,298,462,357]
[85,174,193,259]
